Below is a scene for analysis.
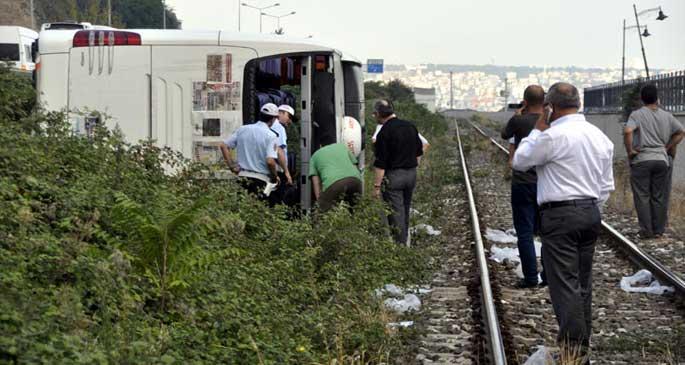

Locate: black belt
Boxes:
[540,198,597,211]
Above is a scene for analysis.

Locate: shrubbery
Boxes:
[0,69,441,363]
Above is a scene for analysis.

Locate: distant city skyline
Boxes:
[365,65,648,112]
[165,0,685,70]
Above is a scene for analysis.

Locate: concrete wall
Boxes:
[584,112,685,188]
[442,110,512,125]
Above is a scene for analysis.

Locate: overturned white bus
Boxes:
[36,27,365,209]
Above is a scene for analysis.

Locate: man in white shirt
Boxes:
[512,82,614,362]
[220,103,281,205]
[271,105,295,186]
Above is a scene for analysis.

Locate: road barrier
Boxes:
[584,70,685,114]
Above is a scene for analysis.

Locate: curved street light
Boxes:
[631,4,668,78]
[261,11,296,33]
[241,2,280,33]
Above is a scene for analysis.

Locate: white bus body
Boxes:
[36,28,365,209]
[0,26,38,73]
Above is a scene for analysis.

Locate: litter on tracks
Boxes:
[412,224,442,236]
[384,294,421,314]
[387,321,414,328]
[524,346,555,365]
[620,269,675,295]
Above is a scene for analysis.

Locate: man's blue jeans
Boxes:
[511,183,543,285]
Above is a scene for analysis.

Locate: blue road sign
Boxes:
[367,59,384,74]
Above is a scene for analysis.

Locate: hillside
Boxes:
[0,0,180,30]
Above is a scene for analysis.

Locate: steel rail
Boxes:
[455,120,508,365]
[464,119,685,296]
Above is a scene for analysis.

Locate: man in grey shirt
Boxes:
[624,84,685,238]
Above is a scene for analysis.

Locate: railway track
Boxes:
[466,119,685,297]
[417,119,685,364]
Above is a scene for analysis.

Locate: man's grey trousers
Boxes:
[540,203,601,349]
[630,160,669,236]
[382,168,417,245]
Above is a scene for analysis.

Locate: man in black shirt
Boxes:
[501,85,546,288]
[373,100,424,245]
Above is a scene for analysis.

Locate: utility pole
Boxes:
[238,0,241,32]
[162,0,167,29]
[108,0,112,27]
[503,77,510,110]
[29,0,35,29]
[633,4,649,78]
[621,19,626,84]
[449,71,454,110]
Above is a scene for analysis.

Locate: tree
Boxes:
[114,0,181,29]
[32,0,181,29]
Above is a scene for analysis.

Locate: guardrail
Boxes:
[584,71,685,114]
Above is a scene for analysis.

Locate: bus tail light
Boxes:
[73,30,141,48]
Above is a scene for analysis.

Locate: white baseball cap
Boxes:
[278,105,295,117]
[260,103,279,117]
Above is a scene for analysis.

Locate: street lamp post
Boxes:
[29,0,35,29]
[261,11,296,33]
[162,0,167,29]
[633,4,649,78]
[241,2,280,33]
[628,4,668,79]
[108,0,112,26]
[622,20,645,83]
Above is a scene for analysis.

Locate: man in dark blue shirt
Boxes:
[501,85,546,288]
[373,99,423,245]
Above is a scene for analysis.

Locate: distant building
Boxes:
[413,87,437,112]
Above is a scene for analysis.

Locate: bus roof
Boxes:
[38,28,361,64]
[0,26,38,40]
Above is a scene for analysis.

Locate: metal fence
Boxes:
[584,70,685,114]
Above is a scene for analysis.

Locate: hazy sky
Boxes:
[165,0,685,70]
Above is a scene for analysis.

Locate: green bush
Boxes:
[0,67,433,364]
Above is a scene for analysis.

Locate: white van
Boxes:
[0,26,38,73]
[36,28,365,209]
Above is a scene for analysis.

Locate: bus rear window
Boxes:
[0,43,20,61]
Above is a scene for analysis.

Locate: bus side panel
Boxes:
[68,46,151,142]
[37,53,70,111]
[151,45,258,162]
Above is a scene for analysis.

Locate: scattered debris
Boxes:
[620,269,675,295]
[412,223,442,236]
[384,294,421,314]
[387,321,414,328]
[375,283,432,297]
[490,244,521,263]
[485,228,518,244]
[524,346,555,365]
[375,283,404,297]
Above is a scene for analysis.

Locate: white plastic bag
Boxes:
[620,269,675,295]
[485,228,518,244]
[490,244,521,263]
[387,321,414,328]
[384,294,421,313]
[524,346,555,365]
[412,224,442,236]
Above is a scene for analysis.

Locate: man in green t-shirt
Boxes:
[309,143,362,212]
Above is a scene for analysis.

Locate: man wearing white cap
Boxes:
[220,103,281,204]
[271,105,296,185]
